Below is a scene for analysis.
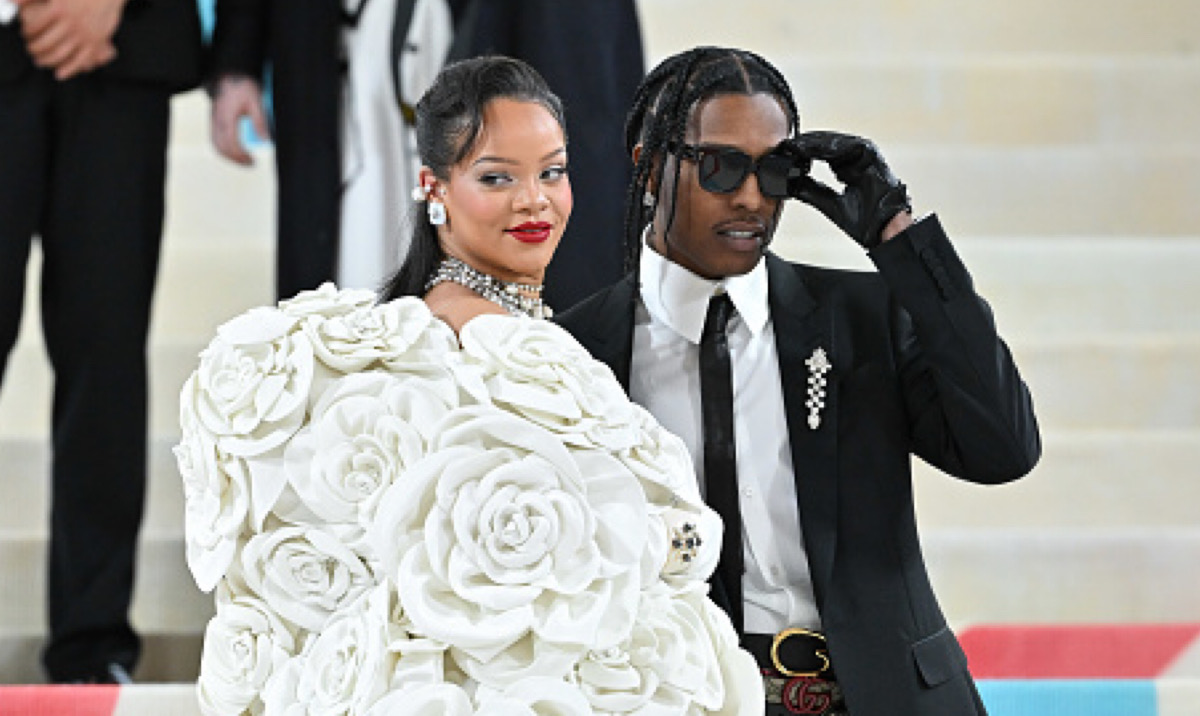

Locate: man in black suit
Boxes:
[0,0,202,684]
[556,47,1040,715]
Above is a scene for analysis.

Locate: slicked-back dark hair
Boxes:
[622,46,799,270]
[380,55,566,301]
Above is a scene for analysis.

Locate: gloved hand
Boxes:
[783,131,911,249]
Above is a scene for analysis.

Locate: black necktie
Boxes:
[699,293,743,631]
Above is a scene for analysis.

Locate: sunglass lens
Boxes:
[698,150,751,193]
[757,154,793,198]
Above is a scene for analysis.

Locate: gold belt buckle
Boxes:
[770,627,830,678]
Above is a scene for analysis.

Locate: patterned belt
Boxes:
[743,629,849,716]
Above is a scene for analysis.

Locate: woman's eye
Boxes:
[478,173,512,187]
[542,165,568,182]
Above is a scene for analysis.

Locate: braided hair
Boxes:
[622,46,799,271]
[380,56,565,301]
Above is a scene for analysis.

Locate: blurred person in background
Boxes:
[0,0,202,684]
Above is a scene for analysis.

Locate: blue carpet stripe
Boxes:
[978,680,1158,716]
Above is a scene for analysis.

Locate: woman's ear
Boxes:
[416,166,443,199]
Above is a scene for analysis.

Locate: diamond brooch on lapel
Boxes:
[805,347,831,430]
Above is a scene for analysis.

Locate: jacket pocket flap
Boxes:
[912,627,969,687]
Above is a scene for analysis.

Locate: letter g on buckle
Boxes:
[771,628,831,678]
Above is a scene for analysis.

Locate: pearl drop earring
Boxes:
[427,200,447,226]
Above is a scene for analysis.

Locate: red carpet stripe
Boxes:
[961,624,1200,679]
[0,686,121,716]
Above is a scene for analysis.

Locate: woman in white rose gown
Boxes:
[177,56,760,716]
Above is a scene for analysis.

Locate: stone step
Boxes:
[2,330,1197,440]
[1,428,1194,533]
[169,55,1200,150]
[0,439,188,537]
[771,56,1200,148]
[771,146,1200,237]
[14,231,1200,350]
[925,528,1200,625]
[161,137,1200,243]
[1,527,1194,679]
[775,234,1200,336]
[0,536,213,636]
[913,429,1200,529]
[637,0,1200,59]
[0,639,202,686]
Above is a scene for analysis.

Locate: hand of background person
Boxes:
[14,0,124,81]
[210,74,271,167]
[784,131,912,248]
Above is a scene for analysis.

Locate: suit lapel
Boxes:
[766,254,839,611]
[575,274,637,392]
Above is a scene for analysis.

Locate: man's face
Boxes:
[649,92,791,279]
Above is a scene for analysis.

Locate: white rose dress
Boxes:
[176,284,762,715]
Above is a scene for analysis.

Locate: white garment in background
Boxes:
[337,0,452,290]
[0,0,17,24]
[631,246,822,635]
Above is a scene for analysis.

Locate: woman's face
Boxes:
[428,98,571,285]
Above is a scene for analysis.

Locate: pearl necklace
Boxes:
[426,256,553,319]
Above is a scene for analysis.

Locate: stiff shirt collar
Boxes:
[638,240,770,344]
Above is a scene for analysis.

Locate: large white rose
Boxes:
[197,586,297,716]
[260,586,400,716]
[456,316,643,451]
[571,585,734,714]
[189,306,314,458]
[278,282,376,319]
[302,296,457,373]
[279,370,460,548]
[235,525,374,633]
[368,405,648,687]
[177,401,252,592]
[615,405,702,509]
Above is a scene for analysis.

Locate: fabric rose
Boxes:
[301,296,457,373]
[456,316,643,452]
[571,585,740,714]
[187,306,314,458]
[260,585,400,716]
[196,586,296,716]
[232,525,374,632]
[176,406,251,592]
[614,405,701,508]
[278,281,376,319]
[368,405,648,687]
[181,289,759,715]
[278,370,460,549]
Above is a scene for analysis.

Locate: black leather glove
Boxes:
[783,131,911,249]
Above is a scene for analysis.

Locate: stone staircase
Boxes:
[1,0,1197,712]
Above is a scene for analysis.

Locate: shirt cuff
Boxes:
[0,1,16,24]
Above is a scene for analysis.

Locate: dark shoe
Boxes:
[59,662,134,685]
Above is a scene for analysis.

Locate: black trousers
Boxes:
[0,69,170,681]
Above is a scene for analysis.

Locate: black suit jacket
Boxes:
[556,215,1041,715]
[0,0,202,90]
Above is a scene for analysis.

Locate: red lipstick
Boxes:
[507,221,552,243]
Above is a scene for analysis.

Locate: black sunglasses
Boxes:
[670,142,794,199]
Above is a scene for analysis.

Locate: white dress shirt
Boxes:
[630,246,821,634]
[0,1,17,25]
